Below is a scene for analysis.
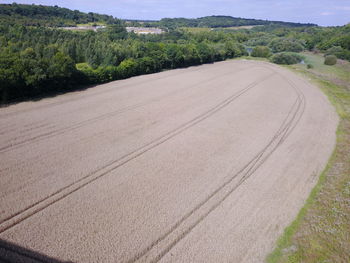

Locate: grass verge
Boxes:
[266,52,350,263]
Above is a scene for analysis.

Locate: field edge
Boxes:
[261,54,350,263]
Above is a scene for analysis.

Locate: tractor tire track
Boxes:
[0,66,253,153]
[129,70,306,263]
[0,63,245,119]
[0,72,274,234]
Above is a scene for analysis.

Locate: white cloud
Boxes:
[335,6,350,11]
[320,11,334,16]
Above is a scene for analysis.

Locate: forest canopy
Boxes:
[0,3,119,26]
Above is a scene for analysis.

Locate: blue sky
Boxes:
[2,0,350,26]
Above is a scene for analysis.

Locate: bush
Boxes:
[307,63,313,69]
[324,55,337,65]
[246,36,271,47]
[325,46,343,57]
[76,63,118,83]
[270,52,303,65]
[324,46,350,61]
[269,38,305,53]
[251,46,271,58]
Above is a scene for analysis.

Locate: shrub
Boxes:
[307,63,313,69]
[324,55,337,65]
[325,46,343,57]
[76,63,118,83]
[116,58,139,79]
[270,52,303,65]
[251,46,271,58]
[325,46,350,61]
[269,38,305,53]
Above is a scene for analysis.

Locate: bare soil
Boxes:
[0,60,338,263]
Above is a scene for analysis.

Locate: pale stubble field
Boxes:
[0,60,338,263]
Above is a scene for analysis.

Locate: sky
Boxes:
[1,0,350,26]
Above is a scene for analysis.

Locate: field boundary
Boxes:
[264,55,350,262]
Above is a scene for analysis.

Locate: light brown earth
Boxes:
[0,60,338,263]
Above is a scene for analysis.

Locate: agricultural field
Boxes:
[0,3,349,263]
[183,25,259,33]
[0,60,337,262]
[125,26,164,34]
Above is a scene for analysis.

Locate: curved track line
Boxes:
[0,66,254,153]
[0,66,197,119]
[129,68,306,263]
[0,72,274,234]
[0,63,246,119]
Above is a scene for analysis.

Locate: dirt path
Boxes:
[0,60,338,263]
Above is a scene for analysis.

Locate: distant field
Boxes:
[183,25,259,32]
[61,25,106,31]
[217,25,259,30]
[76,22,106,27]
[126,26,164,34]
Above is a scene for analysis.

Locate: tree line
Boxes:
[148,16,317,30]
[0,22,248,103]
[1,3,349,104]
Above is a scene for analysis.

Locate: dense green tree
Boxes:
[0,52,23,102]
[117,58,138,78]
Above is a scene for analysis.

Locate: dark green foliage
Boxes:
[270,52,304,65]
[0,3,118,26]
[324,55,337,65]
[307,64,313,69]
[251,46,271,57]
[0,45,82,102]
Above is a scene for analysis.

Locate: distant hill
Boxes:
[150,16,317,29]
[0,4,317,28]
[0,3,121,26]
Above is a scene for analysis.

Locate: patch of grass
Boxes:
[266,52,350,263]
[215,25,259,30]
[182,25,259,33]
[302,52,350,81]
